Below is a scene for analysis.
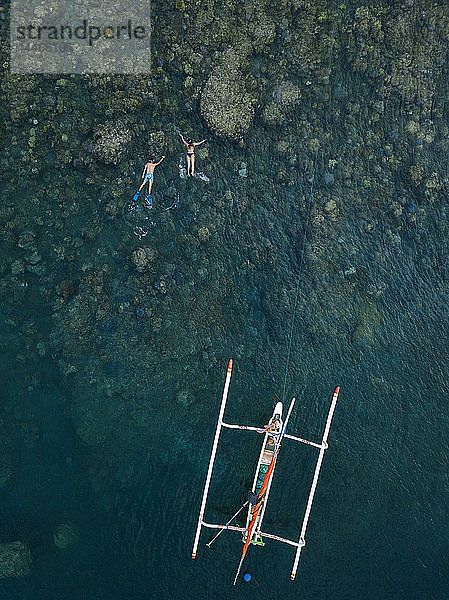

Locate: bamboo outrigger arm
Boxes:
[202,521,303,549]
[290,386,340,580]
[192,359,234,560]
[222,423,261,431]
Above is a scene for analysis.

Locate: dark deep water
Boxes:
[1,2,449,599]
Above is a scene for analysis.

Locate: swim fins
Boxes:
[146,194,153,208]
[133,191,140,201]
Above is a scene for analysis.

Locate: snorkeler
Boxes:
[179,133,207,177]
[133,156,165,207]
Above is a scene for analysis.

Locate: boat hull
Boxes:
[244,402,283,544]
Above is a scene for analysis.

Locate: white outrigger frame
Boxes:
[192,359,340,583]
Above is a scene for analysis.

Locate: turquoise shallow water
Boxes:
[1,3,449,598]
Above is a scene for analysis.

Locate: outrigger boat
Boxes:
[192,359,340,584]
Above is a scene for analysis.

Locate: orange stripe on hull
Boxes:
[241,447,279,560]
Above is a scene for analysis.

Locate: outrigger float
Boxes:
[192,359,340,585]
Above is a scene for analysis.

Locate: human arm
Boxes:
[194,139,207,146]
[179,133,187,145]
[155,155,166,165]
[141,164,147,178]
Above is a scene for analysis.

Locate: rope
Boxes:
[281,20,338,404]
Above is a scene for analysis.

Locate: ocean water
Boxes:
[1,3,449,599]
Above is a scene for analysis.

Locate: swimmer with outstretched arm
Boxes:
[133,156,165,207]
[179,133,207,177]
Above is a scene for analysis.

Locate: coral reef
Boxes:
[0,542,31,578]
[131,247,158,272]
[53,523,78,550]
[352,301,383,348]
[200,48,256,139]
[345,5,449,115]
[92,121,134,165]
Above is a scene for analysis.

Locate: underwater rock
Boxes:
[197,146,209,160]
[272,81,301,110]
[11,259,25,275]
[36,341,46,357]
[324,199,339,219]
[131,247,157,272]
[53,523,78,550]
[263,81,301,126]
[406,120,420,135]
[262,102,285,126]
[25,251,41,265]
[366,282,387,298]
[154,279,167,294]
[200,48,256,139]
[245,9,276,52]
[389,202,403,218]
[92,121,133,165]
[0,541,31,578]
[58,279,78,300]
[410,165,423,184]
[424,172,441,191]
[17,232,36,251]
[175,389,195,406]
[146,131,168,157]
[105,198,120,217]
[352,301,383,348]
[240,2,276,53]
[197,227,211,242]
[276,140,290,154]
[322,171,335,186]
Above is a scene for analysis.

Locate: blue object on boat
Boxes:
[243,572,252,582]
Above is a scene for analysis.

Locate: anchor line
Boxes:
[281,21,338,405]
